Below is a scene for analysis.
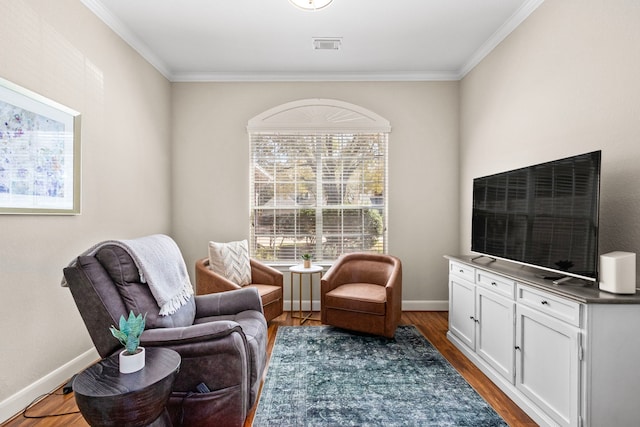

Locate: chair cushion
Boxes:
[325,283,387,315]
[248,284,282,306]
[96,245,139,284]
[96,246,196,329]
[208,240,252,286]
[76,256,128,324]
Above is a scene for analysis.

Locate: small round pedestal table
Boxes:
[289,264,324,324]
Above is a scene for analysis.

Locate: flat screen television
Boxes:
[471,150,601,282]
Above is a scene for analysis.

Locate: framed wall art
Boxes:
[0,77,81,214]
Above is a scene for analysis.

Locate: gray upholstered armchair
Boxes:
[63,244,267,427]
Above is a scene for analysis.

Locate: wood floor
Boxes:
[3,312,536,427]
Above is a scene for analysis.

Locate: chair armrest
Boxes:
[320,256,350,293]
[195,257,241,295]
[194,287,263,318]
[140,320,242,347]
[141,321,251,394]
[250,259,283,286]
[384,256,403,305]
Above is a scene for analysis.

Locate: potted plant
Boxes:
[109,311,147,374]
[301,253,312,269]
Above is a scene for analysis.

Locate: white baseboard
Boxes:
[284,300,449,312]
[0,348,99,424]
[285,300,321,311]
[402,300,449,311]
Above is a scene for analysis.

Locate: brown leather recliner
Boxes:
[321,252,402,338]
[195,258,284,322]
[63,245,267,427]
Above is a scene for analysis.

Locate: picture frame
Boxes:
[0,77,81,214]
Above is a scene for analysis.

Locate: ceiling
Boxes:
[81,0,543,82]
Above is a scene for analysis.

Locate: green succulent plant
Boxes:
[301,253,312,261]
[109,311,146,355]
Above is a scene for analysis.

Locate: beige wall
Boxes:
[460,0,640,272]
[0,0,171,418]
[171,82,460,306]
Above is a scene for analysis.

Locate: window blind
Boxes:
[250,132,388,263]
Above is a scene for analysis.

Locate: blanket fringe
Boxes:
[159,284,194,316]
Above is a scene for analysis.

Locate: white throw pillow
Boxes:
[208,240,252,286]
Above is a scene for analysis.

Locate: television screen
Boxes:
[471,151,601,281]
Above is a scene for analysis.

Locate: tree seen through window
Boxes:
[250,132,387,262]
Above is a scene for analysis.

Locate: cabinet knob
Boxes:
[541,300,549,305]
[459,269,464,273]
[515,346,521,351]
[491,281,497,286]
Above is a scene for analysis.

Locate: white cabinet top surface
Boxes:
[446,255,640,305]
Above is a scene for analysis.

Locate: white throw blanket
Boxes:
[62,234,194,316]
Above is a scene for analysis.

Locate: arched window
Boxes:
[247,99,391,263]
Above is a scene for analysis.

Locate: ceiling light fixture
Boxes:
[288,0,333,11]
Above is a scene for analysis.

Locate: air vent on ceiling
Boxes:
[313,38,342,50]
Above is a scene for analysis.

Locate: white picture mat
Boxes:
[0,77,80,214]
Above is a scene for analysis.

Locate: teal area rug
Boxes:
[253,325,507,426]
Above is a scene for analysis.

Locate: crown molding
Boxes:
[458,0,544,78]
[80,0,172,80]
[170,71,460,83]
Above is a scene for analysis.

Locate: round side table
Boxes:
[289,264,324,324]
[73,347,181,427]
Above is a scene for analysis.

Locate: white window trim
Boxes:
[247,98,391,134]
[248,98,391,264]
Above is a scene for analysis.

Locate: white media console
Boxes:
[446,255,640,427]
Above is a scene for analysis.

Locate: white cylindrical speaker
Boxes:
[599,251,636,294]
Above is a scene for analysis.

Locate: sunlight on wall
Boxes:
[1,1,105,110]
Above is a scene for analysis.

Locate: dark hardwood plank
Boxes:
[2,312,536,427]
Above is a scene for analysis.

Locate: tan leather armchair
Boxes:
[321,252,402,338]
[196,258,284,322]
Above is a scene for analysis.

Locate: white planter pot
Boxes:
[119,347,145,374]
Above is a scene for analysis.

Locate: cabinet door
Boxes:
[476,287,515,383]
[516,304,580,427]
[449,276,476,349]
